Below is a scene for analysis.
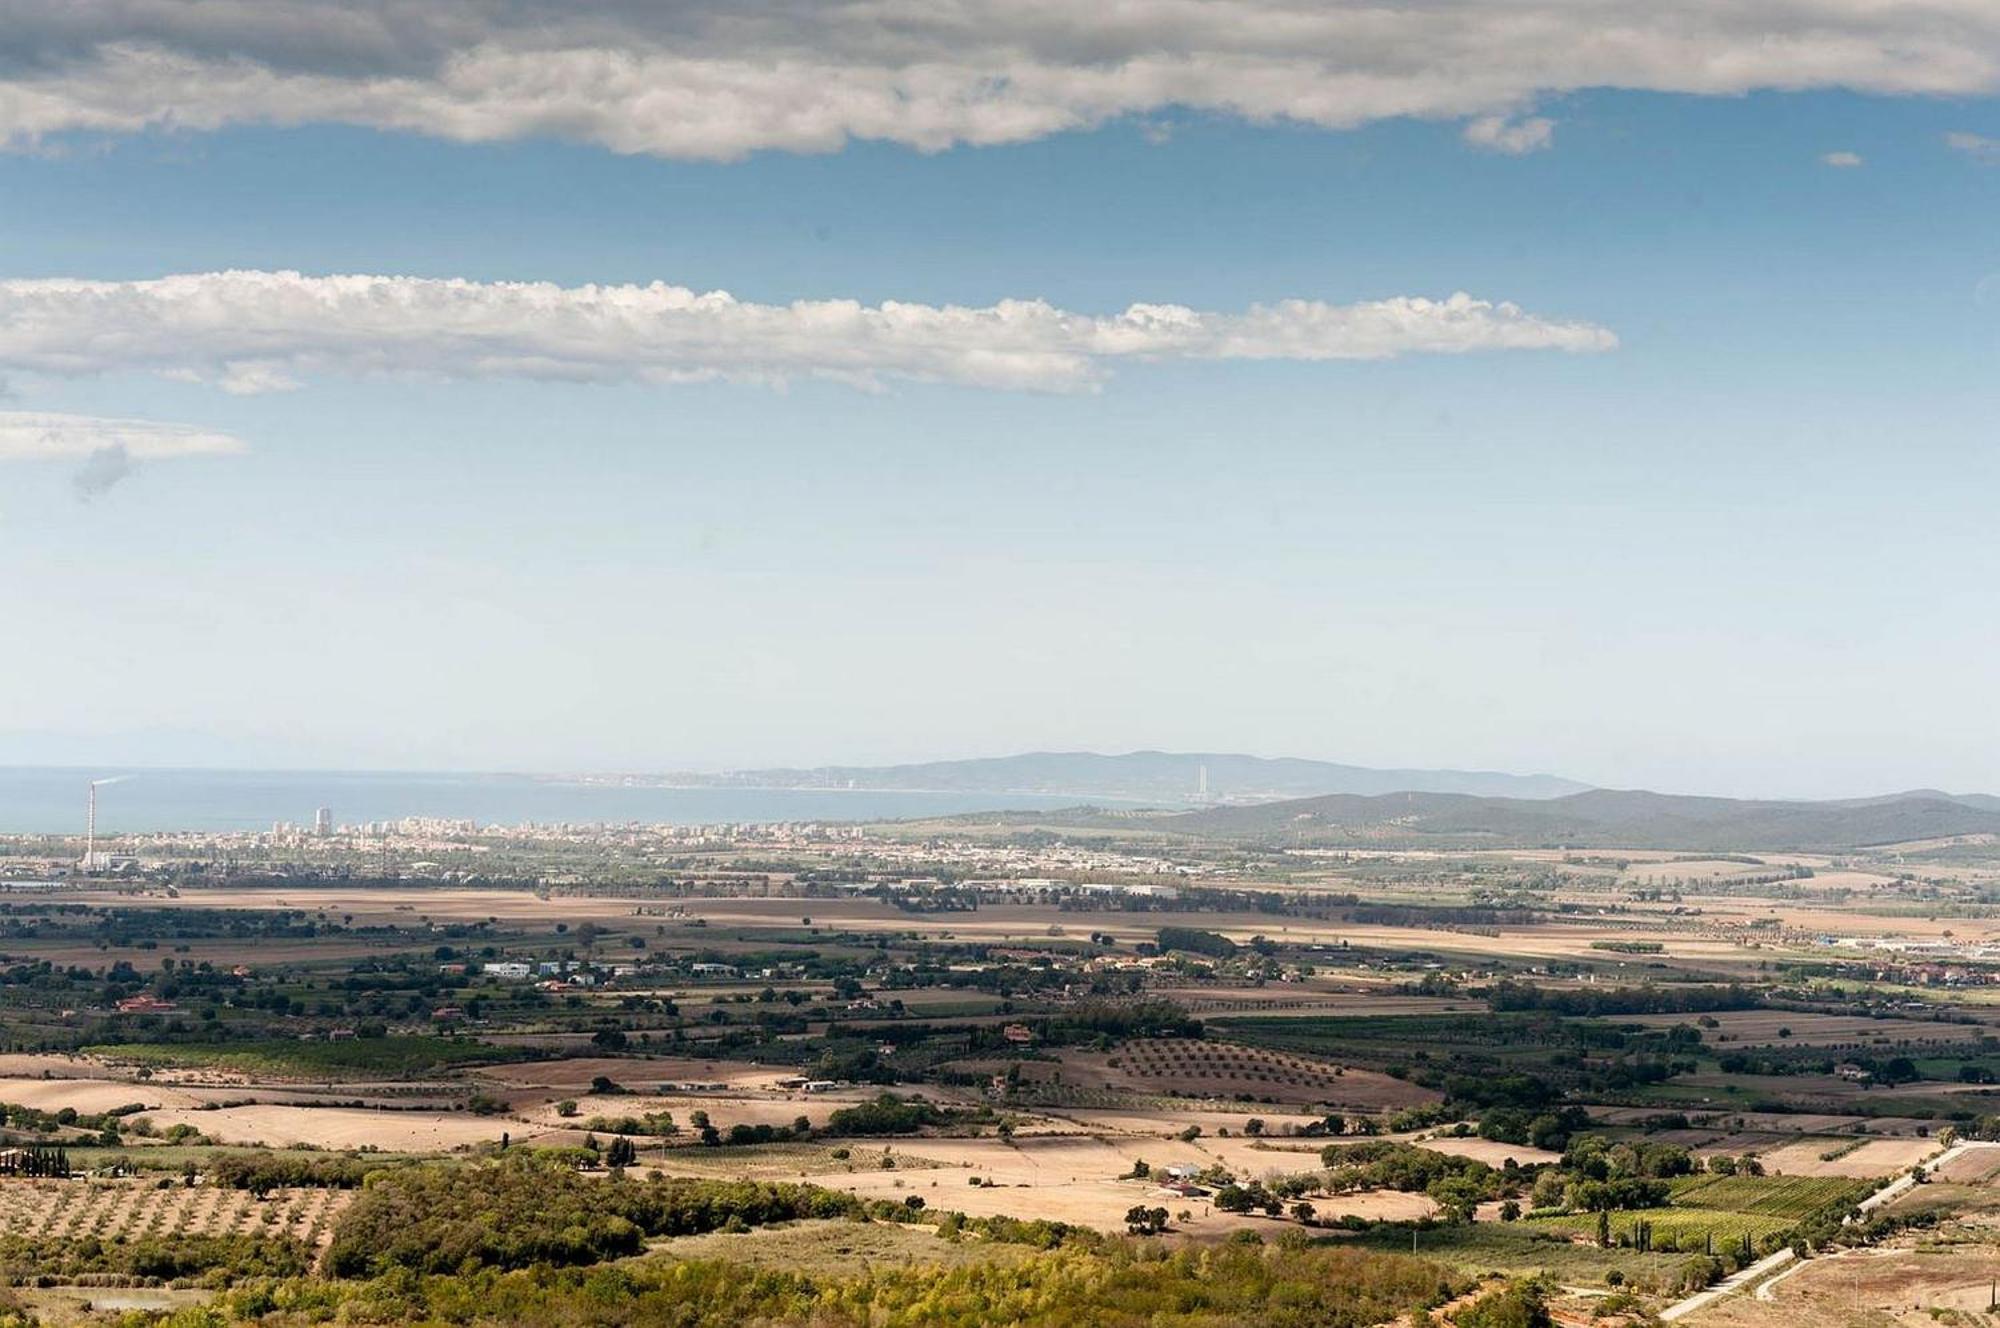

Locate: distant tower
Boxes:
[314,807,333,837]
[1197,764,1210,801]
[84,775,127,870]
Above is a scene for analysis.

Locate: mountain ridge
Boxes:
[680,750,1592,802]
[1158,787,2000,852]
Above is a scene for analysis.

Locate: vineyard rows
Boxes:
[1667,1173,1869,1217]
[1527,1174,1870,1249]
[1575,1207,1794,1247]
[1114,1040,1351,1091]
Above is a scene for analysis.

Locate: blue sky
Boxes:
[1,10,1998,796]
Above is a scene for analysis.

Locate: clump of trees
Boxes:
[825,1094,979,1137]
[325,1159,869,1275]
[1317,1142,1510,1221]
[251,1240,1479,1328]
[207,1152,385,1192]
[1486,979,1762,1017]
[1451,1280,1553,1328]
[1524,1137,1693,1213]
[0,1233,308,1284]
[1155,927,1237,958]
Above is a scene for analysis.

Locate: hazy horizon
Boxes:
[0,744,1993,807]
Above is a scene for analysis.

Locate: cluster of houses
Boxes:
[479,958,616,989]
[473,957,784,988]
[1823,937,2000,987]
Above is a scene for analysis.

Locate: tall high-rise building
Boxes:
[314,807,333,837]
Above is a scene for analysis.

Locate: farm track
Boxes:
[1652,1138,1992,1322]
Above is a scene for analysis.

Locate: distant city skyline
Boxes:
[1,6,1997,801]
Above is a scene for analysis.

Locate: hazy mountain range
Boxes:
[1156,787,2000,852]
[677,750,2000,851]
[685,750,1592,802]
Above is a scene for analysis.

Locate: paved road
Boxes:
[1657,1137,1997,1322]
[1659,1248,1794,1322]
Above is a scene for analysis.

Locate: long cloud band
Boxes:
[0,271,1617,394]
[0,2,1994,158]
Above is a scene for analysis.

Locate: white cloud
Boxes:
[0,411,247,461]
[1945,131,2000,161]
[1464,115,1554,155]
[0,3,1995,158]
[0,271,1617,394]
[1820,150,1864,167]
[0,410,247,498]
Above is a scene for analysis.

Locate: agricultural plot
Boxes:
[1932,1146,2000,1186]
[87,1037,513,1080]
[1059,1039,1438,1108]
[651,1142,932,1181]
[1528,1173,1869,1250]
[1697,1239,2000,1328]
[0,1077,199,1114]
[1621,1010,1983,1050]
[1669,1172,1871,1219]
[648,1217,1038,1276]
[1754,1137,1937,1178]
[1340,1220,1680,1285]
[135,1104,524,1151]
[0,1180,351,1249]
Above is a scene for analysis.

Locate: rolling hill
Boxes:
[690,751,1590,803]
[1160,787,2000,852]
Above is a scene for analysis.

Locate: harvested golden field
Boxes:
[812,1134,1432,1235]
[634,1141,915,1181]
[1700,1242,2000,1328]
[1411,1135,1563,1168]
[520,1089,880,1132]
[474,1055,790,1095]
[134,1104,526,1151]
[0,1179,350,1248]
[1623,1009,1982,1049]
[1154,988,1486,1019]
[1753,1137,1940,1178]
[1051,1103,1339,1139]
[1932,1146,2000,1185]
[0,1076,201,1114]
[628,1123,1429,1235]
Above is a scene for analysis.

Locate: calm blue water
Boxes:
[0,767,1121,833]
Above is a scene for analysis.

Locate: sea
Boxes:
[0,767,1130,835]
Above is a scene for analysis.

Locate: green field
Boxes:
[1667,1173,1870,1217]
[1525,1173,1870,1250]
[85,1036,517,1079]
[1336,1222,1672,1284]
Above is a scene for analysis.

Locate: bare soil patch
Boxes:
[0,1076,202,1113]
[1624,1010,1981,1049]
[1754,1137,1939,1178]
[135,1104,527,1151]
